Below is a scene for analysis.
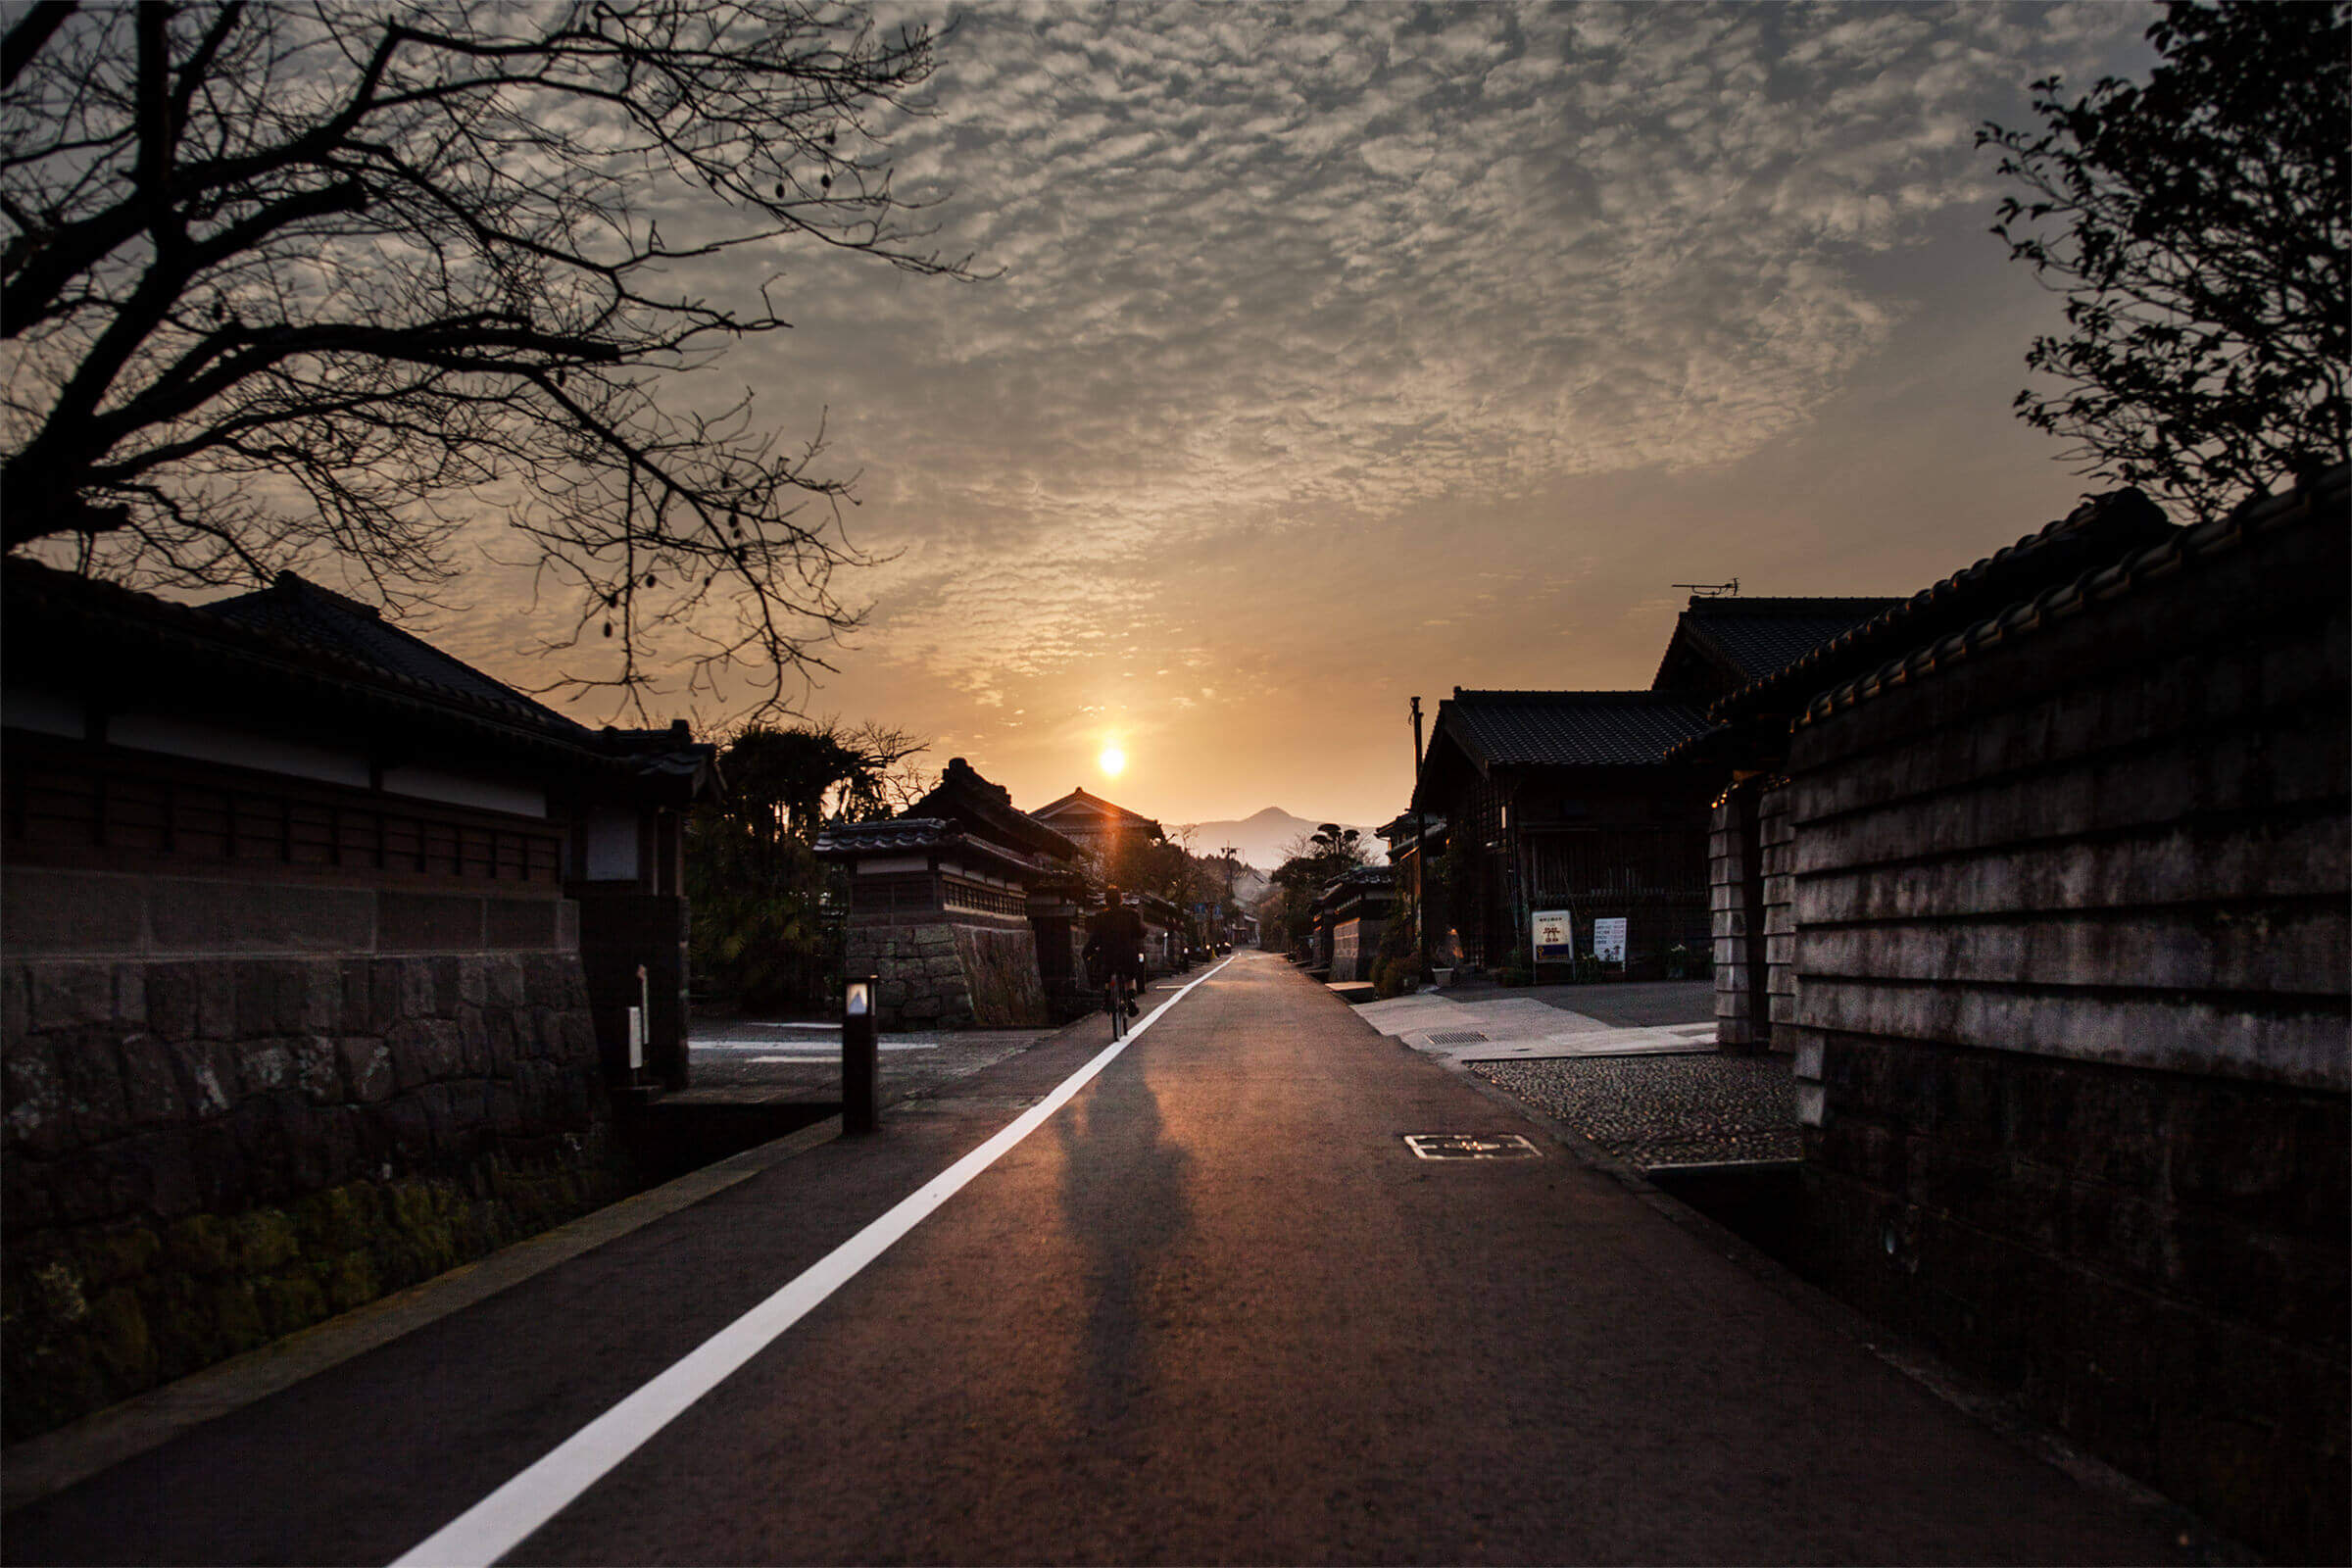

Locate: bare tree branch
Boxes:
[2,0,980,717]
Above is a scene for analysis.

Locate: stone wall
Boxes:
[844,920,1048,1029]
[1,871,625,1444]
[1782,486,2348,1562]
[1710,789,1758,1046]
[1713,781,1796,1050]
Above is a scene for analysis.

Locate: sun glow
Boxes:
[1099,743,1127,777]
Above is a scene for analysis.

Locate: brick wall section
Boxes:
[1783,491,2348,1562]
[1,872,621,1443]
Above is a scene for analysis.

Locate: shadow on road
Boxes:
[1054,1056,1194,1453]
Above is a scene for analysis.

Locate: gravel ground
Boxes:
[1468,1053,1799,1167]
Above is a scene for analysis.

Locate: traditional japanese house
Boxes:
[1376,810,1446,964]
[1409,598,1893,975]
[1027,786,1165,867]
[814,759,1082,1027]
[1,564,711,1440]
[1317,865,1400,984]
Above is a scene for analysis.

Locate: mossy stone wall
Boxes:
[2,951,624,1443]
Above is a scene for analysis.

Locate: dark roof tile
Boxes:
[1443,691,1714,767]
[202,573,588,737]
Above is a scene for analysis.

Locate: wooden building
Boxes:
[1408,599,1890,976]
[0,564,711,1440]
[1407,691,1717,974]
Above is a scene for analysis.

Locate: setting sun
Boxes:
[1099,743,1126,777]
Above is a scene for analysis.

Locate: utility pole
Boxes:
[1411,696,1428,976]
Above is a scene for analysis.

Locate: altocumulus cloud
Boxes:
[680,0,2144,705]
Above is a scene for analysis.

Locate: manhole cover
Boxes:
[1424,1031,1490,1046]
[1402,1133,1542,1160]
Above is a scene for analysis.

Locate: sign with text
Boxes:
[1592,917,1628,964]
[1532,909,1574,962]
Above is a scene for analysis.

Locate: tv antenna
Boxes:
[1673,579,1740,598]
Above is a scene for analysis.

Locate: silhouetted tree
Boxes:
[1980,1,2349,521]
[2,0,974,713]
[1262,823,1374,956]
[688,717,925,1006]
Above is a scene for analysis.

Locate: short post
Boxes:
[842,975,879,1134]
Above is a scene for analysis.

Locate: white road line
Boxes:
[391,956,1235,1568]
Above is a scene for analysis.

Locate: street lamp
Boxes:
[843,975,878,1134]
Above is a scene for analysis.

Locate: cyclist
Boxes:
[1082,885,1146,1019]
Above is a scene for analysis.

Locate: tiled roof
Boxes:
[813,816,1047,880]
[1442,691,1714,768]
[202,573,591,738]
[1,562,710,784]
[1797,466,2346,731]
[1669,598,1901,685]
[915,759,1082,861]
[814,817,956,853]
[1030,787,1163,838]
[1681,487,2180,740]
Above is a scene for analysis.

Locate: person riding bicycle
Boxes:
[1082,885,1147,1018]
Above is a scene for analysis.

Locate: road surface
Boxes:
[5,952,2187,1565]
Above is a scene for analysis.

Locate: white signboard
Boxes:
[1532,909,1574,962]
[1592,917,1628,964]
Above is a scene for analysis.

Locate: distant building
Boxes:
[1028,786,1165,866]
[1408,598,1890,976]
[1316,865,1400,984]
[815,759,1082,1028]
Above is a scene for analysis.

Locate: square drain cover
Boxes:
[1424,1031,1490,1046]
[1403,1133,1542,1160]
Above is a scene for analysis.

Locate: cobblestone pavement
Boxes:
[1469,1052,1799,1167]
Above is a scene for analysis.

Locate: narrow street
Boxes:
[8,953,2187,1566]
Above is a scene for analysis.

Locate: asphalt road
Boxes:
[7,952,2186,1565]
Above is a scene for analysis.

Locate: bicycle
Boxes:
[1102,970,1143,1038]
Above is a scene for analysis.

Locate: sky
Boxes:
[449,0,2164,830]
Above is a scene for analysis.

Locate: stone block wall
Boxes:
[1759,785,1795,1033]
[1709,793,1757,1046]
[1782,487,2348,1562]
[1714,781,1798,1050]
[844,920,1048,1029]
[1,872,626,1444]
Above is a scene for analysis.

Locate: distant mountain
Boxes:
[1176,807,1385,874]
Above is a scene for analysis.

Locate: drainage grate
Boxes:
[1402,1133,1542,1160]
[1424,1031,1490,1046]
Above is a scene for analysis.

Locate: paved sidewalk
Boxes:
[1358,988,1720,1061]
[7,953,2190,1565]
